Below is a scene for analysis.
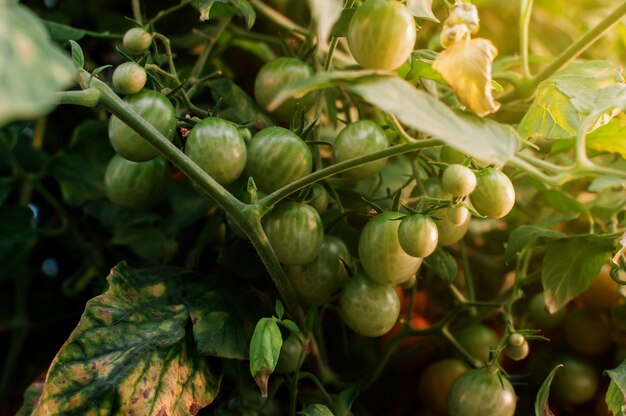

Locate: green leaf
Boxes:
[534,364,563,416]
[407,0,439,22]
[606,360,626,416]
[32,263,221,415]
[186,278,271,359]
[15,378,45,416]
[0,206,38,283]
[423,247,458,283]
[84,199,162,229]
[586,117,626,159]
[0,3,75,127]
[301,404,335,416]
[275,299,285,319]
[404,57,446,83]
[307,0,342,48]
[44,20,86,42]
[249,317,282,397]
[330,8,356,37]
[337,385,360,416]
[542,235,616,313]
[518,60,625,140]
[194,0,255,28]
[228,0,256,29]
[505,225,565,262]
[207,79,273,129]
[269,72,520,164]
[50,120,114,205]
[111,226,179,264]
[69,39,84,69]
[535,189,592,222]
[280,318,300,334]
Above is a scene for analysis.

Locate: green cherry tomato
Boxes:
[421,177,470,246]
[442,164,477,197]
[340,272,400,337]
[123,27,152,55]
[455,323,500,364]
[358,211,422,285]
[347,0,417,70]
[308,184,329,214]
[397,214,438,258]
[104,154,169,210]
[447,205,470,226]
[333,120,388,181]
[275,333,304,374]
[419,359,469,416]
[108,89,177,162]
[245,127,312,193]
[254,57,315,121]
[447,367,516,416]
[184,117,247,185]
[262,201,324,265]
[505,339,529,361]
[439,145,467,165]
[563,308,612,356]
[528,292,565,331]
[470,168,515,219]
[552,355,599,405]
[285,235,352,306]
[112,62,147,95]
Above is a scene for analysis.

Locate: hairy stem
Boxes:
[519,0,534,79]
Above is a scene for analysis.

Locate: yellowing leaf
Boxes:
[433,38,500,117]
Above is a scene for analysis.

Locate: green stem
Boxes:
[519,0,534,79]
[249,0,308,36]
[442,326,483,368]
[534,1,626,85]
[55,88,101,107]
[132,0,143,25]
[257,139,442,212]
[147,1,191,25]
[188,18,231,85]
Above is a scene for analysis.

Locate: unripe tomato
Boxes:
[446,367,516,416]
[442,164,477,197]
[447,205,470,226]
[245,127,312,193]
[262,201,324,265]
[397,214,438,258]
[108,90,177,162]
[470,168,515,219]
[333,120,388,181]
[308,184,329,214]
[552,355,599,405]
[340,273,400,337]
[254,57,315,121]
[347,0,416,70]
[439,146,467,165]
[505,339,529,361]
[528,292,565,330]
[112,62,147,95]
[184,117,247,185]
[275,333,304,374]
[577,263,623,312]
[358,211,422,285]
[419,359,469,416]
[455,323,499,364]
[284,235,352,306]
[421,177,469,246]
[104,154,169,210]
[123,27,152,55]
[563,308,612,356]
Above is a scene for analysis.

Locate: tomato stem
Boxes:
[519,0,534,79]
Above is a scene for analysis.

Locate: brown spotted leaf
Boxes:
[32,262,221,416]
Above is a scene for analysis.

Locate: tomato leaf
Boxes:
[249,317,282,397]
[31,263,221,415]
[15,377,45,416]
[307,0,342,49]
[194,0,255,29]
[407,0,439,22]
[605,360,626,416]
[0,3,75,127]
[44,20,86,42]
[423,247,458,283]
[542,235,616,313]
[301,404,335,416]
[534,364,563,416]
[207,79,274,128]
[505,225,565,262]
[0,206,38,283]
[337,385,360,415]
[111,226,179,264]
[518,61,625,140]
[186,278,272,360]
[330,7,356,37]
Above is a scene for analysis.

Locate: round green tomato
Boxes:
[358,211,422,285]
[104,154,169,210]
[308,184,329,214]
[262,201,324,265]
[419,359,469,416]
[435,207,470,246]
[112,62,147,95]
[470,168,515,219]
[109,89,177,162]
[123,27,152,55]
[528,292,565,330]
[347,0,416,70]
[284,235,352,306]
[439,146,467,165]
[505,339,529,361]
[254,57,315,121]
[397,214,438,258]
[447,205,470,226]
[185,117,247,185]
[552,355,599,405]
[245,127,312,193]
[333,120,388,180]
[275,333,304,374]
[447,367,516,416]
[340,273,400,337]
[456,323,500,364]
[563,308,612,356]
[442,164,476,197]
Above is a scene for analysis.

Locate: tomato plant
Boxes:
[4,0,626,415]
